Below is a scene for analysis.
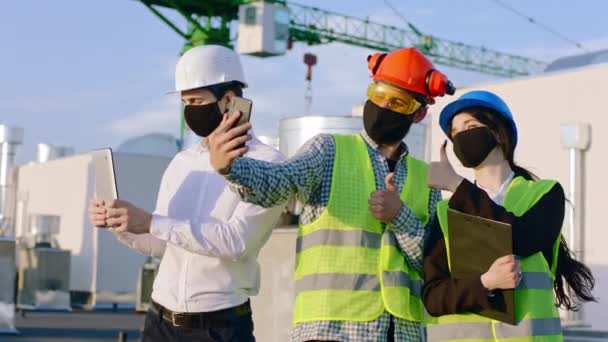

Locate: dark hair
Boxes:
[553,235,596,310]
[206,81,244,100]
[451,107,596,310]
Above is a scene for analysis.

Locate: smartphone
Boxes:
[228,96,253,127]
[91,148,119,202]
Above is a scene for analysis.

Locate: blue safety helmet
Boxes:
[439,90,518,146]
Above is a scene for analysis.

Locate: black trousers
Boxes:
[141,306,256,342]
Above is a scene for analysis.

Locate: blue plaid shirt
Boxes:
[227,131,441,341]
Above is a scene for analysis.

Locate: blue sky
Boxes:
[1,0,607,164]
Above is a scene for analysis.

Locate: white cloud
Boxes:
[107,96,181,138]
[0,85,141,115]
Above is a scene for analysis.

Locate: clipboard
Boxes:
[447,208,515,324]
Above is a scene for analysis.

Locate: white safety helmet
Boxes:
[173,45,247,93]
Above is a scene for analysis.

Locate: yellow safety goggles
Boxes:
[366,82,425,115]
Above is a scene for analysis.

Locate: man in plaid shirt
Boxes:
[208,48,455,341]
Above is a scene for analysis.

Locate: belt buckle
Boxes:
[171,312,182,327]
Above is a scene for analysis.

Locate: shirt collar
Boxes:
[477,170,515,205]
[359,130,410,159]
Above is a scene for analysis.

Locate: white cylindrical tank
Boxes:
[258,135,280,151]
[36,144,74,163]
[278,115,429,161]
[28,214,60,246]
[279,116,362,158]
[0,125,24,237]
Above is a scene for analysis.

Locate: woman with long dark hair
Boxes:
[423,90,595,341]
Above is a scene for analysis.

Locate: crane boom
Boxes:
[287,2,546,77]
[140,0,547,76]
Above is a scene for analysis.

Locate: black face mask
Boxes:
[363,100,415,145]
[184,103,226,137]
[452,126,498,168]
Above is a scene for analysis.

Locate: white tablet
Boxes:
[91,148,118,201]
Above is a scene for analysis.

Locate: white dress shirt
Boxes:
[477,171,515,205]
[112,133,285,312]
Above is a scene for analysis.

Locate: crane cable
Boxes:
[382,0,424,37]
[385,0,587,53]
[489,0,587,52]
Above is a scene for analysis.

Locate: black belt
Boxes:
[151,300,251,329]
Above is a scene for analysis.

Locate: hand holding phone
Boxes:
[228,96,253,127]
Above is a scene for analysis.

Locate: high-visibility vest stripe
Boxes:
[428,318,562,340]
[517,272,553,290]
[295,273,380,292]
[296,229,382,252]
[382,271,423,296]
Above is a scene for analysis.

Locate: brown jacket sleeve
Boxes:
[423,219,496,316]
[422,176,565,316]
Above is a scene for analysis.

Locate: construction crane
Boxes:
[137,0,547,140]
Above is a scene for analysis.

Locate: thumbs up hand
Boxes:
[369,172,403,223]
[428,140,464,192]
[385,172,397,192]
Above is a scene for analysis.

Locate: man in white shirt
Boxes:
[87,45,284,342]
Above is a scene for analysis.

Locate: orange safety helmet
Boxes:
[367,47,455,104]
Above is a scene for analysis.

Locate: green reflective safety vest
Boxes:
[293,134,431,324]
[427,176,563,342]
